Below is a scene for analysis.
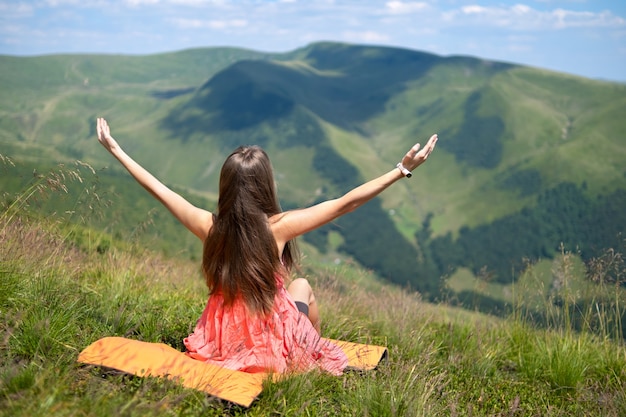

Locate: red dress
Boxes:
[184,274,348,375]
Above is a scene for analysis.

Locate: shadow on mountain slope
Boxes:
[161,44,446,140]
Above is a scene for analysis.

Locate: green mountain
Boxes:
[1,42,625,302]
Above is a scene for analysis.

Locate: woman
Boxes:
[96,117,437,375]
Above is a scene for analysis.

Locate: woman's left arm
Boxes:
[273,134,438,243]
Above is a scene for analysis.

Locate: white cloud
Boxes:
[385,1,428,15]
[170,17,247,29]
[208,19,247,29]
[446,3,625,30]
[460,5,484,15]
[125,0,160,6]
[551,8,625,29]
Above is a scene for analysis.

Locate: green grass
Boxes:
[446,246,626,343]
[1,172,626,416]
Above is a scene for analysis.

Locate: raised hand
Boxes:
[400,134,438,173]
[96,117,120,153]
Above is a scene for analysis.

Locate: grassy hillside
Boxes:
[1,42,625,300]
[1,187,625,415]
[0,47,279,168]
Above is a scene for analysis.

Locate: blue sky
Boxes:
[1,0,625,82]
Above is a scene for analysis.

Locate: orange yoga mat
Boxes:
[77,336,388,407]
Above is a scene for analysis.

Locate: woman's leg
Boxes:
[287,278,321,334]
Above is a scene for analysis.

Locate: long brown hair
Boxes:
[202,146,297,315]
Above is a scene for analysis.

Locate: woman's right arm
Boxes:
[273,134,438,244]
[96,118,212,240]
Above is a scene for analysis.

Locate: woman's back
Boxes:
[202,145,297,315]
